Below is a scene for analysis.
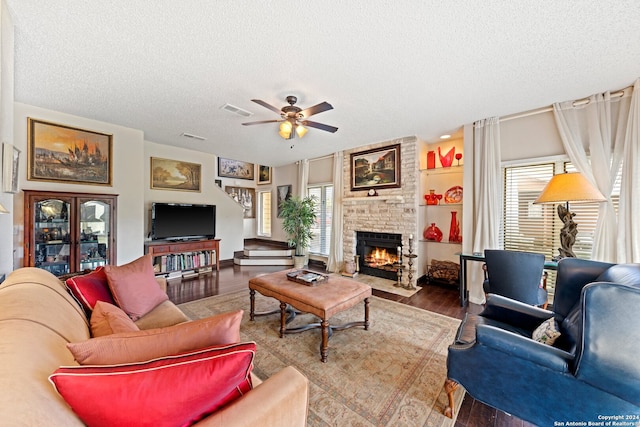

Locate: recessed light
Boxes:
[440,134,451,139]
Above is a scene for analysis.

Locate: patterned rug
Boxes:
[344,273,420,297]
[179,290,464,427]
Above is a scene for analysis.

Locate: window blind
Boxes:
[308,185,332,255]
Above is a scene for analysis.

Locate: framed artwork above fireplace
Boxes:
[350,143,401,192]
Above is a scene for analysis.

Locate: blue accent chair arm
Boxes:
[475,324,574,372]
[481,294,553,330]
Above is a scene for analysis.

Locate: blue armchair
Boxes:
[444,258,640,424]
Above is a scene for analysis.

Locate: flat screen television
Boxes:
[151,203,216,241]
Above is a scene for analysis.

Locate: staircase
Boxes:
[233,239,295,266]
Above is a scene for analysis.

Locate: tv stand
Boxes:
[145,239,220,275]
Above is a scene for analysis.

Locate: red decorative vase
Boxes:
[427,151,436,169]
[449,211,461,243]
[424,223,443,242]
[438,146,455,168]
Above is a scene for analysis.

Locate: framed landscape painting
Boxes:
[27,118,112,185]
[350,143,401,191]
[257,165,271,184]
[150,157,201,192]
[218,157,254,180]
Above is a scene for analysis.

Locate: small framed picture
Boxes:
[257,165,272,184]
[218,157,254,180]
[3,143,20,193]
[215,179,222,188]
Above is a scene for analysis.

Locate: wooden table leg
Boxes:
[320,319,329,363]
[363,298,370,330]
[249,289,255,321]
[444,379,459,418]
[279,301,287,338]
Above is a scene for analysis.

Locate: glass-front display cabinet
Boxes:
[23,191,117,276]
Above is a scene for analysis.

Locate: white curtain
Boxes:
[618,80,640,262]
[297,159,309,198]
[470,117,502,304]
[553,81,635,262]
[327,152,344,272]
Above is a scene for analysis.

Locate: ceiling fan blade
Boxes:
[242,119,281,126]
[299,101,333,118]
[251,99,282,115]
[301,120,338,133]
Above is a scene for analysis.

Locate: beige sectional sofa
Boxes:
[0,267,309,426]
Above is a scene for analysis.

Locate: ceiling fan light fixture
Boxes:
[296,124,308,138]
[279,120,293,139]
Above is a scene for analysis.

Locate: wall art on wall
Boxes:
[257,165,272,184]
[3,143,20,193]
[350,143,401,191]
[276,184,292,218]
[150,157,201,192]
[215,179,222,188]
[218,157,255,180]
[225,186,256,218]
[27,118,113,185]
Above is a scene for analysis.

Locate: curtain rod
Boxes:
[500,89,627,123]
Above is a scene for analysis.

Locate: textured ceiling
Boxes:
[5,1,640,166]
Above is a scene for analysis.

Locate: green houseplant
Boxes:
[280,195,317,268]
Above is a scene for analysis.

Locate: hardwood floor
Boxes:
[166,264,535,427]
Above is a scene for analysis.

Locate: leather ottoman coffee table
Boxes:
[249,270,372,362]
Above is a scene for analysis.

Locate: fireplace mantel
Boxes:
[343,195,404,204]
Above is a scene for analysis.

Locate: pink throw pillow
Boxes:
[103,254,168,321]
[90,301,140,337]
[50,342,255,427]
[65,266,116,312]
[68,309,243,365]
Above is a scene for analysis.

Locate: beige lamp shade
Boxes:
[534,172,606,204]
[0,203,9,214]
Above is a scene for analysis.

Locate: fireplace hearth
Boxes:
[356,231,402,280]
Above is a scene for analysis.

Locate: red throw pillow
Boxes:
[68,309,243,364]
[50,342,256,427]
[89,301,140,337]
[103,254,168,321]
[65,266,116,312]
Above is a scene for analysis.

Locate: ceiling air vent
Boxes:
[221,103,253,117]
[180,132,206,141]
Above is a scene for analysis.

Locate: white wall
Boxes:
[500,110,565,161]
[13,103,146,265]
[0,1,14,279]
[143,141,244,260]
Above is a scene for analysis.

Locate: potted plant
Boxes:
[280,195,317,269]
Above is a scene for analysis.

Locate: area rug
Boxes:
[179,290,464,427]
[342,273,420,297]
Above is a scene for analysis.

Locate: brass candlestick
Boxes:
[404,236,417,290]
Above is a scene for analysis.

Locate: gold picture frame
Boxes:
[27,118,113,185]
[257,165,272,184]
[150,157,201,192]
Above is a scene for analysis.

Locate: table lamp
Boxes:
[533,172,606,260]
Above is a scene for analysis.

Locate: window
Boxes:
[257,190,271,237]
[307,184,333,256]
[504,161,620,260]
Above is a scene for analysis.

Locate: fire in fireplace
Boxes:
[356,231,402,280]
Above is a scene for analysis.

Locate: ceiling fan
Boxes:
[242,95,338,140]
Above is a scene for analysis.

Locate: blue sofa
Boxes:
[445,258,640,424]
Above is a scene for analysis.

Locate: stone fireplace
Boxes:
[356,231,402,280]
[342,137,418,284]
